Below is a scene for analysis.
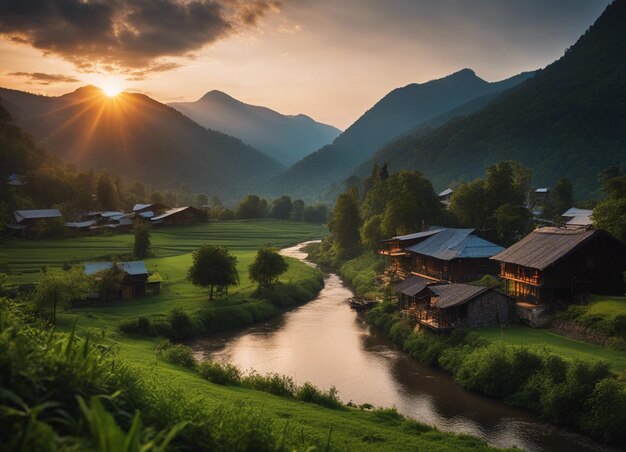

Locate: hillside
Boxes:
[269,69,534,200]
[170,90,341,165]
[0,86,283,200]
[368,1,626,198]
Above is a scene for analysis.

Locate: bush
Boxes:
[119,315,156,336]
[168,308,198,339]
[296,382,343,409]
[158,343,197,369]
[241,371,296,398]
[198,361,241,385]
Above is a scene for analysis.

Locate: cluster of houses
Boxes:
[378,218,626,331]
[5,203,208,237]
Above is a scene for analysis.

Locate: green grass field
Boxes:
[1,220,502,451]
[477,325,626,373]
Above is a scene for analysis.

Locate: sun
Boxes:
[100,83,124,97]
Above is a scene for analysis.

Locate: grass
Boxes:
[585,296,626,319]
[477,326,626,373]
[1,219,504,451]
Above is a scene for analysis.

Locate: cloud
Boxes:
[0,0,281,77]
[8,71,80,84]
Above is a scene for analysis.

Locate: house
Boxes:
[397,280,511,330]
[378,230,443,278]
[404,227,504,283]
[84,261,155,299]
[561,207,593,227]
[491,227,626,315]
[438,188,454,207]
[150,206,208,226]
[133,203,170,220]
[5,209,62,236]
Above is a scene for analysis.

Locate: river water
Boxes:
[186,242,611,451]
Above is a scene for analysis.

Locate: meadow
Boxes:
[1,219,505,450]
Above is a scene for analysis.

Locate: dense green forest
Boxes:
[368,0,626,199]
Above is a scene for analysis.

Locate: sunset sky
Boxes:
[0,0,611,129]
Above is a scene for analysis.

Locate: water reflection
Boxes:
[186,242,612,452]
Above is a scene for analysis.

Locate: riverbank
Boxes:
[1,222,511,451]
[303,243,626,448]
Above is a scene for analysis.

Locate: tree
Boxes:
[303,204,328,224]
[210,196,223,208]
[96,171,118,210]
[290,199,305,222]
[187,245,239,300]
[493,203,532,246]
[133,222,152,259]
[33,267,90,324]
[360,214,384,251]
[329,188,361,259]
[593,168,626,243]
[236,195,267,219]
[91,263,125,303]
[271,196,293,220]
[449,180,489,229]
[545,177,574,221]
[194,194,208,209]
[249,246,288,290]
[150,191,165,205]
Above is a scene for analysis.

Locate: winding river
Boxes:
[186,241,612,451]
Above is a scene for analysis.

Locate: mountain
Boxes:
[169,91,341,166]
[367,1,626,198]
[0,86,283,200]
[268,69,535,200]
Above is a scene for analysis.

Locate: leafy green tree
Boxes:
[360,214,384,251]
[91,263,126,303]
[593,168,626,242]
[493,203,533,246]
[249,246,288,290]
[329,189,362,259]
[236,195,267,219]
[449,180,489,229]
[96,171,118,210]
[210,196,223,208]
[290,199,305,222]
[194,194,209,209]
[133,222,152,259]
[545,177,574,221]
[303,204,328,224]
[271,195,293,220]
[33,267,90,324]
[187,245,239,300]
[150,191,165,205]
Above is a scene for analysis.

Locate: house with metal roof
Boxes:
[398,281,511,331]
[404,227,504,283]
[491,227,626,313]
[5,209,63,236]
[438,188,454,207]
[150,206,208,226]
[561,207,593,227]
[84,261,156,300]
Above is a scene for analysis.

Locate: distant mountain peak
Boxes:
[199,89,236,103]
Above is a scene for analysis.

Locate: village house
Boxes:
[132,203,170,220]
[561,207,593,227]
[438,188,454,207]
[491,226,626,318]
[84,261,159,300]
[379,227,504,283]
[5,209,62,237]
[150,206,208,226]
[397,280,511,331]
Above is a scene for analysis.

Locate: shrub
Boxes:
[581,378,626,445]
[168,308,197,339]
[241,371,297,398]
[119,315,156,336]
[296,382,343,409]
[159,343,197,369]
[198,360,241,385]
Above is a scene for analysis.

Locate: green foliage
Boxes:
[198,361,242,385]
[241,372,297,398]
[157,342,197,369]
[187,245,239,300]
[91,263,126,303]
[249,246,288,290]
[270,195,293,220]
[339,253,385,297]
[302,203,328,224]
[329,188,362,259]
[544,177,574,221]
[133,222,152,259]
[236,195,268,219]
[296,383,343,409]
[290,199,305,221]
[96,171,119,211]
[360,214,384,250]
[33,267,90,324]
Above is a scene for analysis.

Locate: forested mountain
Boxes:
[169,90,341,165]
[367,0,626,198]
[269,69,535,200]
[0,86,283,199]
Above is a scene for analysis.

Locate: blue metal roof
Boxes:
[392,229,444,241]
[406,227,503,261]
[84,261,148,276]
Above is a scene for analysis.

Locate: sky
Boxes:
[0,0,612,129]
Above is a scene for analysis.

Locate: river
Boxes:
[186,241,611,451]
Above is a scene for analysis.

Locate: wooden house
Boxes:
[5,209,62,237]
[378,230,443,278]
[133,203,170,220]
[397,280,511,330]
[404,227,504,283]
[150,206,208,226]
[84,261,155,300]
[492,227,626,312]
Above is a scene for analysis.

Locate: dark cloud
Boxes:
[0,0,280,76]
[8,71,80,84]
